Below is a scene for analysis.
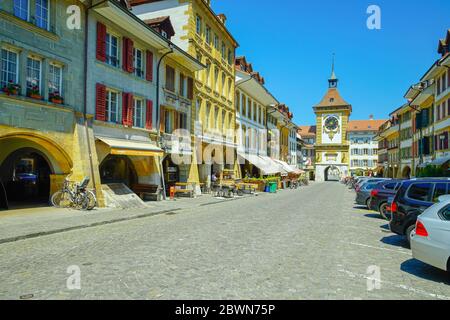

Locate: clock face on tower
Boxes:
[325,116,339,131]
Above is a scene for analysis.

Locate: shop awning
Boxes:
[273,159,295,174]
[238,152,278,175]
[430,156,450,166]
[97,137,164,157]
[257,155,283,175]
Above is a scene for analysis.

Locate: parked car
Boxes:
[369,180,405,219]
[355,178,390,193]
[355,181,387,208]
[411,195,450,273]
[389,178,450,245]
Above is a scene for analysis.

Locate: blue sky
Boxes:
[212,0,450,125]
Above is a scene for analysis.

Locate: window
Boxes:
[227,49,232,65]
[106,33,119,67]
[221,73,225,96]
[432,183,448,202]
[407,183,433,202]
[205,62,211,86]
[205,103,211,128]
[48,63,62,95]
[221,42,226,58]
[164,109,172,133]
[195,15,202,35]
[214,106,219,129]
[179,112,188,130]
[213,34,219,49]
[165,65,175,92]
[1,49,19,89]
[161,30,168,39]
[26,57,41,94]
[35,0,49,30]
[196,99,201,122]
[14,0,29,21]
[214,67,219,92]
[438,205,450,221]
[205,25,211,45]
[106,90,119,123]
[384,183,397,190]
[133,48,144,78]
[179,73,186,97]
[133,98,144,128]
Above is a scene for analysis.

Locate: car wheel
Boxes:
[379,203,389,220]
[406,224,415,248]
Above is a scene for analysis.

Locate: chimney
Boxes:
[217,14,227,25]
[369,114,374,120]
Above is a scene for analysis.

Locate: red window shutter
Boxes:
[96,22,107,62]
[122,92,129,125]
[160,108,166,132]
[127,93,134,126]
[146,100,153,130]
[122,38,134,73]
[146,50,154,82]
[187,77,194,100]
[95,83,106,121]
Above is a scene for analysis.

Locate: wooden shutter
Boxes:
[96,22,107,62]
[187,77,194,100]
[122,92,129,126]
[146,100,153,130]
[146,50,154,82]
[160,107,166,132]
[122,38,134,73]
[122,93,134,126]
[95,83,106,121]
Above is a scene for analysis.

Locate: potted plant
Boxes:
[49,91,64,104]
[27,85,42,100]
[2,81,21,95]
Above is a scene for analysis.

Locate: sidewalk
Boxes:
[0,192,267,244]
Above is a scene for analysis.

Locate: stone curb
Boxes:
[0,208,182,245]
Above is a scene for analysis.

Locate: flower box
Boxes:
[29,94,43,100]
[50,98,63,104]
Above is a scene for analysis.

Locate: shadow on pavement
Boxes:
[380,234,410,249]
[364,213,383,220]
[401,259,450,285]
[353,205,368,210]
[380,223,390,231]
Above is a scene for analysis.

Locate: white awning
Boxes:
[96,136,163,157]
[257,155,283,175]
[238,152,279,175]
[273,159,295,174]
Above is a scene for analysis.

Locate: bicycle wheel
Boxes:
[83,190,97,211]
[51,191,70,208]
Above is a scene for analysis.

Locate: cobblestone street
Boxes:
[1,182,450,300]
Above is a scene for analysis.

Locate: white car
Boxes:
[411,195,450,272]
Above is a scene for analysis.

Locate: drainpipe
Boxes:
[156,47,174,200]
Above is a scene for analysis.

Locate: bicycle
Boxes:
[51,176,96,210]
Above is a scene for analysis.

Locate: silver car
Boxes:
[411,195,450,272]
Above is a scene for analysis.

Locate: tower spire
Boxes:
[329,53,338,88]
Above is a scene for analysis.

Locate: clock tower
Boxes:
[314,60,352,181]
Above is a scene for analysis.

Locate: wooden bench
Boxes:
[174,182,195,198]
[132,184,162,201]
